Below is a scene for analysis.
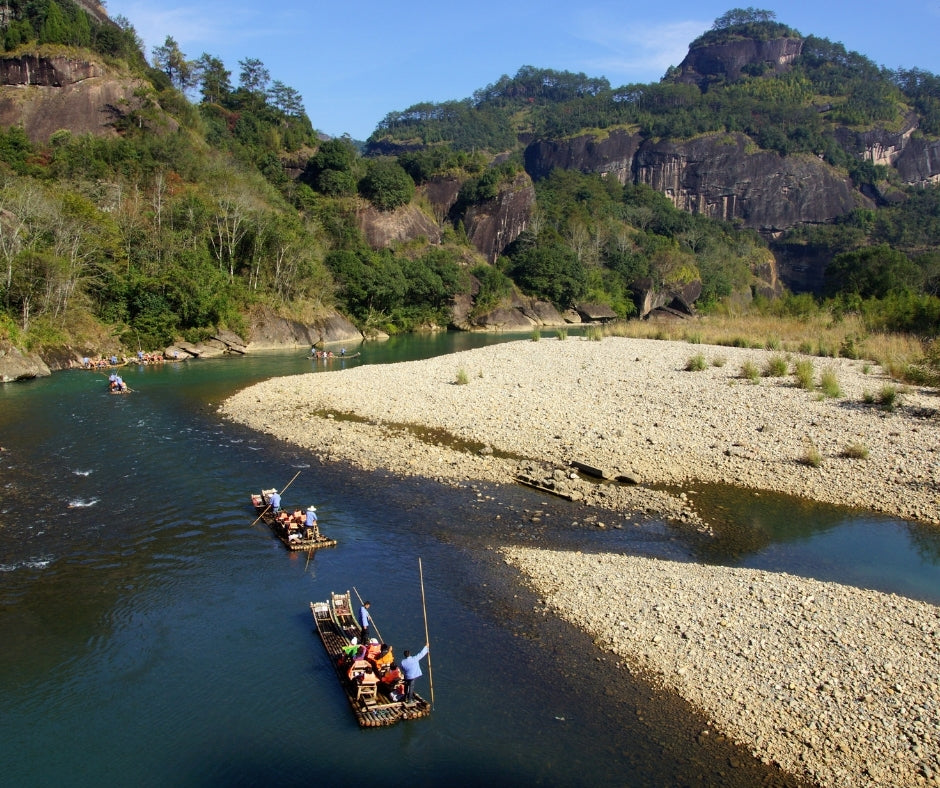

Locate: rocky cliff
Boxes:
[461,173,536,262]
[674,36,803,87]
[525,131,861,233]
[0,52,165,143]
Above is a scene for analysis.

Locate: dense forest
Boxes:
[0,3,938,366]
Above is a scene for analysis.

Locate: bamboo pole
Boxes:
[419,557,434,706]
[250,470,301,526]
[352,586,383,643]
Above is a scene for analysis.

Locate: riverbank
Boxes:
[221,336,939,525]
[220,335,940,786]
[502,547,940,788]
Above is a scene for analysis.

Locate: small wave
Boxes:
[68,498,99,508]
[0,557,52,572]
[73,469,93,476]
[293,463,311,469]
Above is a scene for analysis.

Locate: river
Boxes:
[2,333,938,787]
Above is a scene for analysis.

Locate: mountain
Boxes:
[1,4,939,383]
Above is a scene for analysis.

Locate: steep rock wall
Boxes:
[675,37,803,87]
[0,54,163,142]
[634,133,859,232]
[524,128,642,183]
[462,173,536,262]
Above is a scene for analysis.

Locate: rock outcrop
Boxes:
[525,131,861,234]
[0,53,167,143]
[0,342,50,382]
[461,173,536,263]
[245,307,362,350]
[357,202,441,248]
[674,36,803,87]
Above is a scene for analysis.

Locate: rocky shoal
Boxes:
[502,548,940,788]
[220,335,940,786]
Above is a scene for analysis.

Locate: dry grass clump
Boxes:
[763,354,789,377]
[819,368,842,398]
[685,353,707,371]
[601,314,933,385]
[740,360,760,382]
[793,359,815,389]
[802,440,823,467]
[455,368,469,385]
[841,442,870,459]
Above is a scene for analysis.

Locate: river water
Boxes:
[2,333,938,787]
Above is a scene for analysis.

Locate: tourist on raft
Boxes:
[400,644,429,702]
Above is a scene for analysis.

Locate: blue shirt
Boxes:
[269,492,281,510]
[305,510,317,527]
[359,605,371,629]
[400,646,428,680]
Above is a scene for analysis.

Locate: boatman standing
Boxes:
[268,489,281,513]
[400,644,429,703]
[358,601,372,641]
[305,505,319,538]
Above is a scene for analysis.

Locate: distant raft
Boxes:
[250,491,337,551]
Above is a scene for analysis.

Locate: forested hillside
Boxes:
[0,4,938,373]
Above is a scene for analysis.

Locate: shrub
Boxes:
[764,354,788,377]
[802,442,823,467]
[531,328,541,342]
[765,335,782,350]
[685,331,703,344]
[712,355,726,367]
[877,384,898,411]
[820,368,841,397]
[740,360,760,382]
[455,368,469,385]
[794,359,815,389]
[685,353,707,371]
[841,442,869,459]
[585,326,603,341]
[556,328,568,340]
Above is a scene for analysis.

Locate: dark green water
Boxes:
[1,333,937,787]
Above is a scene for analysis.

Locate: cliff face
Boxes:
[675,36,803,87]
[524,129,642,183]
[462,173,536,262]
[0,53,163,143]
[357,203,441,248]
[525,131,860,233]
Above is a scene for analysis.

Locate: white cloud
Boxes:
[575,18,708,82]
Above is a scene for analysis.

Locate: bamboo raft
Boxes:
[310,593,431,728]
[251,492,337,551]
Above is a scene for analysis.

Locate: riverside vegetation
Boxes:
[0,5,938,384]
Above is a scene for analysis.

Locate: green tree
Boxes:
[152,36,197,93]
[39,1,69,45]
[825,245,922,298]
[359,160,415,211]
[508,239,587,307]
[196,53,232,104]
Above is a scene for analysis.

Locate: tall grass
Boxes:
[600,314,935,384]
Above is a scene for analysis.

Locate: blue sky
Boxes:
[102,0,940,141]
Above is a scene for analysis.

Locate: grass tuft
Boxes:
[740,360,760,383]
[685,353,707,372]
[820,367,841,398]
[455,368,469,385]
[841,442,869,459]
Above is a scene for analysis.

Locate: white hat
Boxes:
[307,506,316,511]
[350,637,358,645]
[270,488,278,493]
[369,638,378,644]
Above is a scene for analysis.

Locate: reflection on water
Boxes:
[663,481,940,603]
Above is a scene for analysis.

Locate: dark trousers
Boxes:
[404,678,415,701]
